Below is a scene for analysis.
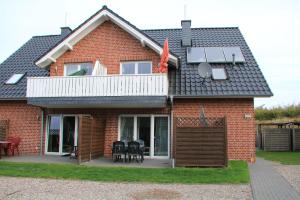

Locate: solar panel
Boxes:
[223,47,245,62]
[212,68,227,80]
[205,47,226,63]
[186,47,206,63]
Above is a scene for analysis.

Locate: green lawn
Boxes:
[256,151,300,165]
[0,160,249,184]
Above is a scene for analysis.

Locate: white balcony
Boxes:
[26,74,168,98]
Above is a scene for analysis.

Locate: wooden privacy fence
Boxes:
[262,128,291,151]
[0,120,9,140]
[78,115,92,164]
[78,115,106,164]
[174,117,227,167]
[256,122,300,151]
[293,129,300,151]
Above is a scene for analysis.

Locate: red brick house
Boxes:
[0,6,272,165]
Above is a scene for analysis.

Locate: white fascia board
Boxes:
[65,43,73,50]
[35,9,178,68]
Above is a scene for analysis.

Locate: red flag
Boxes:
[159,38,169,73]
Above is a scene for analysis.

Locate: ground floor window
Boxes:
[46,115,78,155]
[119,115,169,158]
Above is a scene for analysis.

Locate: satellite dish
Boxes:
[198,62,212,78]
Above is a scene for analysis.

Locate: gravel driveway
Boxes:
[276,165,300,192]
[0,177,252,200]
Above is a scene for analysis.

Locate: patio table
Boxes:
[0,141,12,159]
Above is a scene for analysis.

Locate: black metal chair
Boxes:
[112,141,126,162]
[127,141,143,163]
[69,146,78,159]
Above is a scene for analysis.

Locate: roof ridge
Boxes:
[32,34,61,38]
[142,27,239,31]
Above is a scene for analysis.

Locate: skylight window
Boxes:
[5,74,25,84]
[212,68,227,80]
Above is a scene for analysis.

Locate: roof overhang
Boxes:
[172,94,273,98]
[35,9,178,68]
[27,96,167,108]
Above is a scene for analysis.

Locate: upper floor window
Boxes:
[121,61,152,75]
[64,62,93,76]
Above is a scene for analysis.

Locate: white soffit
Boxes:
[35,10,178,68]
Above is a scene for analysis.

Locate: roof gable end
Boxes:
[35,6,178,68]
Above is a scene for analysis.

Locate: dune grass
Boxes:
[0,160,249,184]
[255,104,300,121]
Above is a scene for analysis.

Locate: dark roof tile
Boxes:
[144,27,273,97]
[0,34,66,99]
[0,16,272,98]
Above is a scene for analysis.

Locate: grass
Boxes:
[0,160,249,184]
[256,151,300,165]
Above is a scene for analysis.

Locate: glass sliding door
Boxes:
[154,117,168,157]
[137,117,151,156]
[119,115,169,158]
[62,116,76,153]
[47,115,60,153]
[46,115,78,155]
[120,116,134,141]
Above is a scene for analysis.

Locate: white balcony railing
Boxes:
[26,74,168,98]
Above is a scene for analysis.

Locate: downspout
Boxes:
[40,108,44,156]
[169,95,175,168]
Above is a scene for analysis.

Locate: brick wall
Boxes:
[45,100,255,161]
[0,98,255,161]
[173,98,256,162]
[50,20,161,76]
[46,108,169,157]
[0,101,42,155]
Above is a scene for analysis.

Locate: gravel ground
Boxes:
[0,177,252,200]
[276,165,300,192]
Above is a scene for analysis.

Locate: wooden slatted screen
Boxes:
[175,117,227,167]
[293,129,300,151]
[262,128,291,151]
[91,116,106,159]
[78,115,92,163]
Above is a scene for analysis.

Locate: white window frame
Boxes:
[120,61,152,75]
[45,114,79,155]
[118,114,170,159]
[64,62,93,76]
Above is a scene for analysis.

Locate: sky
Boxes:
[0,0,299,108]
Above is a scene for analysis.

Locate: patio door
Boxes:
[137,117,151,156]
[119,115,169,158]
[46,115,78,155]
[154,117,168,157]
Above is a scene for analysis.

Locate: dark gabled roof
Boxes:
[0,34,66,99]
[143,28,273,97]
[0,6,272,99]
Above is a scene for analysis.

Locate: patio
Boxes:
[0,155,172,168]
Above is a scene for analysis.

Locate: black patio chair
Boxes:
[127,141,143,163]
[69,146,78,159]
[112,141,126,162]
